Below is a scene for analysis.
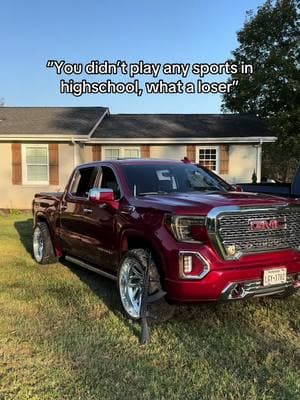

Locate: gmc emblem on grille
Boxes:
[248,217,287,232]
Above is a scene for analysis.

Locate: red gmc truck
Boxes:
[32,159,300,321]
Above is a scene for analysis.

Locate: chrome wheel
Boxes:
[33,226,44,263]
[119,256,144,319]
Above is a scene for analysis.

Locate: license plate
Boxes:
[263,268,287,286]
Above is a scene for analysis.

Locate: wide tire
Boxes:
[32,222,57,265]
[118,248,174,322]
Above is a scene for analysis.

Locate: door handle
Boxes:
[83,208,93,214]
[120,205,135,214]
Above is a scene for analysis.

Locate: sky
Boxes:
[0,0,265,114]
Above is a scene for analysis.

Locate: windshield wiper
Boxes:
[137,191,169,196]
[190,186,223,192]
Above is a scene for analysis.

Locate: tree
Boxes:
[222,0,299,181]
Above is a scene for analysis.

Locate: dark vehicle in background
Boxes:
[32,159,300,322]
[238,166,300,198]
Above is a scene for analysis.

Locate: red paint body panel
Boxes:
[32,160,300,303]
[164,248,300,301]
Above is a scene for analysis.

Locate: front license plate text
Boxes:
[263,268,287,286]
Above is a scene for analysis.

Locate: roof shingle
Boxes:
[92,113,273,139]
[0,107,107,136]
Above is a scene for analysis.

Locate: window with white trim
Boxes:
[22,144,49,184]
[103,147,140,160]
[197,146,219,172]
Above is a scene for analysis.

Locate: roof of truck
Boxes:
[77,158,183,168]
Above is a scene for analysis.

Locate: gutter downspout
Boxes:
[72,139,79,167]
[256,139,263,183]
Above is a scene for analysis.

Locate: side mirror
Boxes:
[88,188,115,204]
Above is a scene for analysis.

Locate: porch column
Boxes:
[73,141,81,167]
[256,140,262,183]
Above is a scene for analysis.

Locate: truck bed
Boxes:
[33,192,64,220]
[238,166,299,198]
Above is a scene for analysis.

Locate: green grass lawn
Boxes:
[0,213,299,400]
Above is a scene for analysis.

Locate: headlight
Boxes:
[165,215,207,243]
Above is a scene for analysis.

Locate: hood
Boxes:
[134,191,289,215]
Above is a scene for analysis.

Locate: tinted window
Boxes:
[123,163,227,195]
[197,165,233,191]
[70,167,98,197]
[99,166,121,199]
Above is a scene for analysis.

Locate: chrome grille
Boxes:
[212,205,300,258]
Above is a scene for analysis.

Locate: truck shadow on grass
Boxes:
[14,218,140,334]
[62,259,122,311]
[14,218,34,257]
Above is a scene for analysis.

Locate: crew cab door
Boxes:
[79,165,121,270]
[59,165,100,259]
[59,164,120,270]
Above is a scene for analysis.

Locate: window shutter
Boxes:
[12,143,22,185]
[141,145,150,158]
[186,145,196,162]
[49,143,59,185]
[92,145,102,161]
[219,145,229,174]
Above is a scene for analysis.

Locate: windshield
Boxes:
[122,163,228,195]
[197,164,234,191]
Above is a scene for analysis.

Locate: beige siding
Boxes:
[74,143,93,165]
[59,143,76,186]
[0,143,74,209]
[0,142,258,209]
[224,144,257,184]
[150,145,186,160]
[83,144,93,162]
[149,144,257,183]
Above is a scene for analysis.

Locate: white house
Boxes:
[0,107,276,209]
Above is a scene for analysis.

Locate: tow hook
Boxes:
[231,283,246,299]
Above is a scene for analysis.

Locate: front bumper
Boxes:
[164,256,300,302]
[158,225,300,302]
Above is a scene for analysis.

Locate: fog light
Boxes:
[225,244,236,257]
[179,251,210,280]
[183,255,193,274]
